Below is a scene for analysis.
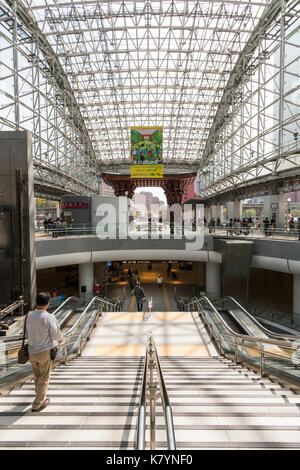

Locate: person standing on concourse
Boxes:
[25,292,64,412]
[133,282,146,312]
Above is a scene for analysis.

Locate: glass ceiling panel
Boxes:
[21,0,271,163]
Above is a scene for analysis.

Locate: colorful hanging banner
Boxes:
[130,126,163,178]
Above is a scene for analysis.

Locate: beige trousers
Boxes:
[29,350,52,410]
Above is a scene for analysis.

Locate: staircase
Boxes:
[1,329,300,449]
[158,356,300,449]
[0,356,144,449]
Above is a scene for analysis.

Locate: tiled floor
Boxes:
[82,310,217,357]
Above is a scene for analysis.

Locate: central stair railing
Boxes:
[136,335,176,450]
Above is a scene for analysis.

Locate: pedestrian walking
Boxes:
[157,274,163,289]
[263,217,270,237]
[227,218,233,236]
[234,218,241,235]
[25,292,63,412]
[133,283,146,312]
[129,278,135,292]
[167,261,172,278]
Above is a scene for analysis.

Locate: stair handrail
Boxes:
[136,335,176,450]
[151,337,176,450]
[136,346,148,450]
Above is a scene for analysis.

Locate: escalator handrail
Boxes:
[187,296,252,341]
[1,296,85,342]
[2,296,104,353]
[216,296,300,341]
[188,296,297,350]
[61,294,123,340]
[61,296,105,338]
[2,296,110,352]
[187,297,300,373]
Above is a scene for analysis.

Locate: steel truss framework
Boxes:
[0,0,99,195]
[0,0,299,198]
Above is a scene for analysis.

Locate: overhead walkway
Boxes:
[1,302,300,449]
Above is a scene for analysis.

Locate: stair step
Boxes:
[1,441,299,450]
[1,428,300,448]
[0,423,299,431]
[1,404,298,415]
[1,414,299,426]
[175,442,300,449]
[1,344,300,450]
[0,428,136,443]
[9,390,294,397]
[0,396,293,405]
[0,441,135,449]
[17,383,293,391]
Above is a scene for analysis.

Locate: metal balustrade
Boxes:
[136,335,176,450]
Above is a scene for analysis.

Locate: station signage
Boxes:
[60,202,89,209]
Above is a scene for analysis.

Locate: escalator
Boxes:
[185,296,300,387]
[216,309,249,335]
[5,296,87,338]
[213,297,273,340]
[211,298,300,383]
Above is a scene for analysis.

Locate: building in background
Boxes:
[99,180,115,197]
[182,178,200,203]
[133,191,165,217]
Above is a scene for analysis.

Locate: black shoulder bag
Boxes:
[50,347,58,360]
[18,315,29,364]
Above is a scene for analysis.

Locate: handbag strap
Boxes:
[22,314,28,347]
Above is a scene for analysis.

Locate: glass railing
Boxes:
[247,303,300,333]
[186,296,300,387]
[0,296,119,389]
[35,222,300,241]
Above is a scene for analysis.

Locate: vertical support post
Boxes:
[260,343,265,378]
[276,0,286,171]
[13,0,19,129]
[235,341,238,365]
